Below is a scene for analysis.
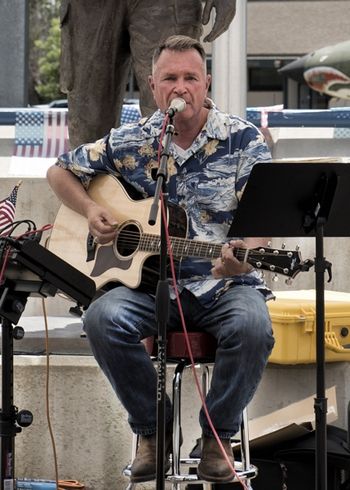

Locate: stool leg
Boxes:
[240,408,254,489]
[240,408,250,470]
[125,483,136,490]
[171,360,187,489]
[131,433,139,463]
[201,364,210,397]
[124,433,139,489]
[201,365,213,490]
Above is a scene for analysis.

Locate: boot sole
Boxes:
[130,462,171,483]
[197,468,235,483]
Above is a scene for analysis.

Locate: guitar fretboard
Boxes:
[139,233,247,261]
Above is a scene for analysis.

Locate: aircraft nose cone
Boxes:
[278,56,308,82]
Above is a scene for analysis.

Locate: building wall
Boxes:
[0,0,28,107]
[248,0,350,56]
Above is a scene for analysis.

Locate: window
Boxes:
[248,59,287,92]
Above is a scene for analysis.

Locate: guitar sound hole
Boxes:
[114,223,140,259]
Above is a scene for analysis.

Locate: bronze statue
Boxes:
[59,0,236,147]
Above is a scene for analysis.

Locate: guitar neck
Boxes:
[141,233,247,262]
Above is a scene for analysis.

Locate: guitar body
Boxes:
[48,174,182,290]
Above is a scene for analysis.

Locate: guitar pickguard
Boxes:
[90,244,132,277]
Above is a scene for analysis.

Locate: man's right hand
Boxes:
[86,202,118,245]
[47,166,118,245]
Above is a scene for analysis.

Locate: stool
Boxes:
[123,331,257,489]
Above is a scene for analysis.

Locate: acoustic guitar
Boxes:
[48,174,309,290]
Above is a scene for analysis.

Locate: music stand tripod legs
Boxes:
[0,285,33,490]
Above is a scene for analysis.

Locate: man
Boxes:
[59,0,237,147]
[47,35,274,483]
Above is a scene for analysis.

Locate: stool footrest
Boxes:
[122,461,258,483]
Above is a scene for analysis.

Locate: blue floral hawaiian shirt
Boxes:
[56,105,273,306]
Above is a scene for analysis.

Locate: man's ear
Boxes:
[148,75,155,92]
[206,74,212,91]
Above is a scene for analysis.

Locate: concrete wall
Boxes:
[5,356,350,490]
[0,176,71,316]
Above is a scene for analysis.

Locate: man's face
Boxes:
[149,48,211,121]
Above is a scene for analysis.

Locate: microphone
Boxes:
[166,98,186,117]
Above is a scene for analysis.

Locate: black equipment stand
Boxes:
[228,161,350,490]
[1,287,32,490]
[149,117,175,490]
[0,239,96,490]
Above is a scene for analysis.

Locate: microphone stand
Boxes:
[148,116,175,490]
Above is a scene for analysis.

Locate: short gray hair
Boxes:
[152,35,206,67]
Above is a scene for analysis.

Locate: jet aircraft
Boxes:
[278,40,350,100]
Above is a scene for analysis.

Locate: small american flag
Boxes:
[121,104,141,124]
[14,110,69,158]
[0,181,22,232]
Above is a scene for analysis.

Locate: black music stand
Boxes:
[229,161,350,490]
[0,239,95,490]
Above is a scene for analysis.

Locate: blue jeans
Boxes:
[83,285,274,438]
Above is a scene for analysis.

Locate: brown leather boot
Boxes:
[130,432,172,483]
[197,436,235,483]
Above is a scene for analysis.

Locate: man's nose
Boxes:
[173,80,187,95]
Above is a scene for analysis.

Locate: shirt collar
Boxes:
[140,103,232,142]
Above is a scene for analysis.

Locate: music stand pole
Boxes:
[314,222,328,490]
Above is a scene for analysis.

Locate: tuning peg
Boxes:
[295,245,300,251]
[272,274,279,282]
[285,278,293,286]
[267,241,272,248]
[281,243,286,249]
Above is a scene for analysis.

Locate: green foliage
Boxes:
[34,17,62,101]
[29,0,62,104]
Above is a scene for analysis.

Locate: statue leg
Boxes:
[60,0,131,147]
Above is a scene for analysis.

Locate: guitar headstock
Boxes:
[247,246,313,282]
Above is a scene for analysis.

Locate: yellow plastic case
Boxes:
[267,290,350,364]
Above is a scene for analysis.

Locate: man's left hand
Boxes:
[202,0,237,43]
[211,239,252,278]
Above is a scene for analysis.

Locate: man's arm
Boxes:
[47,165,117,244]
[202,0,237,43]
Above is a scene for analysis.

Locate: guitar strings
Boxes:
[115,229,294,256]
[113,230,293,274]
